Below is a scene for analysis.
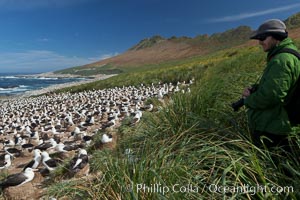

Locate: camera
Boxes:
[231,98,245,112]
[231,86,257,112]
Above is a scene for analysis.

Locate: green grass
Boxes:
[54,64,124,76]
[46,41,300,199]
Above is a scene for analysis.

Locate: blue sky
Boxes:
[0,0,299,73]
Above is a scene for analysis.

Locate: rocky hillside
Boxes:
[55,12,300,76]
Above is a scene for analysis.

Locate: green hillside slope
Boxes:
[47,36,300,199]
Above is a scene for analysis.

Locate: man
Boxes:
[242,19,300,148]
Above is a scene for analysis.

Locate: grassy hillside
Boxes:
[54,12,300,78]
[46,37,300,199]
[54,26,253,76]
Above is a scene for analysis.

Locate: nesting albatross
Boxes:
[68,148,89,174]
[0,154,12,170]
[22,149,42,171]
[41,151,62,171]
[0,167,35,189]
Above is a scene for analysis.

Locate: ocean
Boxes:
[0,73,85,96]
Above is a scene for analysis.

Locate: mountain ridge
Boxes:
[55,12,300,76]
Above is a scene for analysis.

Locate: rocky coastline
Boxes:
[0,72,117,100]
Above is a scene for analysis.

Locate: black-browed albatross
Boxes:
[0,167,35,189]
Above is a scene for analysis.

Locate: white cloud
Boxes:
[207,3,300,23]
[0,50,113,73]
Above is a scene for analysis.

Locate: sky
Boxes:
[0,0,299,74]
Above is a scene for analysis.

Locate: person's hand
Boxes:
[242,87,252,97]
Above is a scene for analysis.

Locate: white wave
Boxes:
[0,76,18,79]
[35,76,58,80]
[0,85,30,93]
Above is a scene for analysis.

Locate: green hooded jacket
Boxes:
[244,38,300,135]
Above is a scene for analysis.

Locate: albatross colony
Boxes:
[0,81,192,190]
